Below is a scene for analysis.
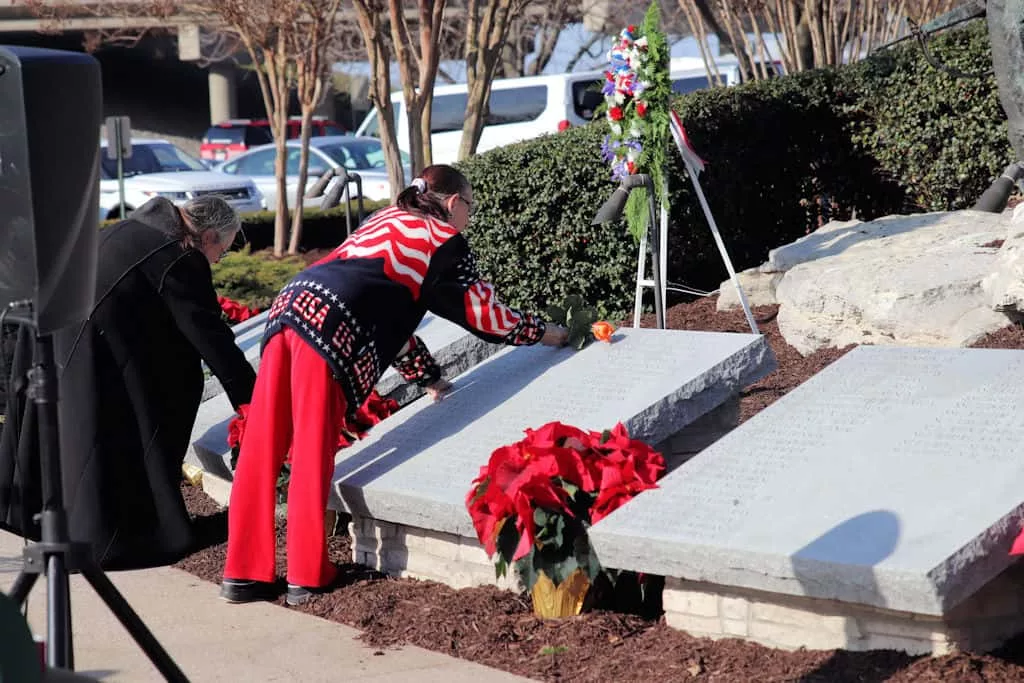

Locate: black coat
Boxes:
[0,198,255,570]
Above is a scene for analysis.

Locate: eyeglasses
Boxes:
[457,195,475,216]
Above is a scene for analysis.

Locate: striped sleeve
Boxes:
[423,238,545,346]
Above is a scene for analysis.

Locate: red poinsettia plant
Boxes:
[466,421,665,591]
[218,295,261,324]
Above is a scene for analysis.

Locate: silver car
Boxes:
[214,135,411,210]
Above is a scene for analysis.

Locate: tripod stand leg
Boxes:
[8,570,38,604]
[79,562,190,683]
[47,553,73,669]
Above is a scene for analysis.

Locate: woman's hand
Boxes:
[425,378,453,402]
[540,324,569,347]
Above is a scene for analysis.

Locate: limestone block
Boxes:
[982,203,1024,313]
[774,210,1010,355]
[716,269,784,311]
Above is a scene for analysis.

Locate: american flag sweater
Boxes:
[262,206,545,415]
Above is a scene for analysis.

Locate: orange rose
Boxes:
[592,321,615,342]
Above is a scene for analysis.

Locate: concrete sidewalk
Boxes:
[0,531,531,682]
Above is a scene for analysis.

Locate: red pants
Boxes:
[224,327,347,587]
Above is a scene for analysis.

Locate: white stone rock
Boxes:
[715,268,785,311]
[982,203,1024,313]
[773,210,1010,355]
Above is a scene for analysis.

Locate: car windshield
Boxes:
[100,142,207,179]
[318,139,408,170]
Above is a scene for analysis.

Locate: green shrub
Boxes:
[458,126,640,320]
[842,21,1010,211]
[211,248,306,310]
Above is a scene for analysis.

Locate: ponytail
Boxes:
[395,164,471,223]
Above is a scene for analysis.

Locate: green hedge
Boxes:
[459,21,1008,320]
[101,199,388,252]
[238,200,389,251]
[843,22,1010,211]
[212,249,307,311]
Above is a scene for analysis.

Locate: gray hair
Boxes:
[181,195,241,244]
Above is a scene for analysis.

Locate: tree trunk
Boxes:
[695,0,740,58]
[417,0,447,169]
[353,0,406,202]
[389,0,425,176]
[288,90,319,255]
[267,43,291,257]
[459,0,516,161]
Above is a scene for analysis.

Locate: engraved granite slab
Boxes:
[587,345,1024,616]
[186,312,503,478]
[331,328,775,538]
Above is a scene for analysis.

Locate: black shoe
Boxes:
[286,582,334,606]
[219,578,276,604]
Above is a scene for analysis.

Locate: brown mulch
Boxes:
[174,296,1024,682]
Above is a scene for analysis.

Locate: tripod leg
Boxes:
[46,553,72,669]
[8,570,38,604]
[48,552,74,671]
[79,563,190,683]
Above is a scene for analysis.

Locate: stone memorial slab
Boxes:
[200,311,269,402]
[186,312,504,478]
[587,345,1024,617]
[330,328,775,538]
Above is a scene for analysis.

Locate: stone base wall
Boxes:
[655,396,740,467]
[349,515,521,591]
[663,563,1024,655]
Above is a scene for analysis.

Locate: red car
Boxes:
[200,117,348,162]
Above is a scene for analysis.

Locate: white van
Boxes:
[354,56,782,164]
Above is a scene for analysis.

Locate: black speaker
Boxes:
[0,46,101,334]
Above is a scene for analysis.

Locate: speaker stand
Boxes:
[6,325,190,682]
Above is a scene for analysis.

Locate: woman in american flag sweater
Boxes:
[221,165,569,605]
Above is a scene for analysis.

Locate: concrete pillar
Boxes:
[208,63,237,125]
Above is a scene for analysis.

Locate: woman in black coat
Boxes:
[0,196,255,570]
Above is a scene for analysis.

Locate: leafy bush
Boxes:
[842,21,1010,211]
[211,248,306,310]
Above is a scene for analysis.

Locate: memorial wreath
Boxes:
[598,1,672,242]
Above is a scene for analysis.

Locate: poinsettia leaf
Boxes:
[600,429,613,444]
[496,513,520,565]
[573,534,604,581]
[563,294,586,311]
[495,556,508,579]
[515,552,540,591]
[561,481,579,497]
[544,305,567,325]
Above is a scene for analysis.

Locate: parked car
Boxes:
[354,56,784,164]
[200,116,348,163]
[213,135,410,211]
[99,139,264,221]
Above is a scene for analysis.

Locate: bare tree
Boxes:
[287,0,343,254]
[389,0,449,174]
[351,0,406,201]
[677,0,962,78]
[459,0,530,161]
[211,0,303,256]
